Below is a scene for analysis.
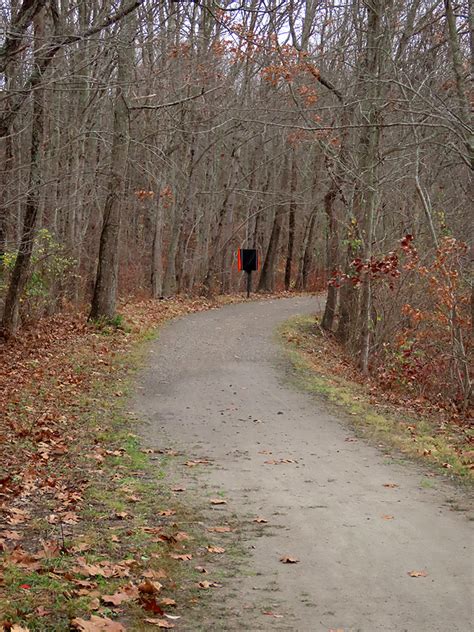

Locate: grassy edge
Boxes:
[278,315,473,484]
[0,311,246,630]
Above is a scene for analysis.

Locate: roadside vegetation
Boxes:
[281,315,473,482]
[0,296,259,631]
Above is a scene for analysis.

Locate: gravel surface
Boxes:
[134,296,473,632]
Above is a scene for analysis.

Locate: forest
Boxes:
[0,0,472,410]
[1,2,473,630]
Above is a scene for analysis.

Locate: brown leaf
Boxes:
[280,556,300,564]
[383,483,399,488]
[71,615,126,631]
[253,517,268,524]
[198,580,221,589]
[194,566,208,573]
[174,531,190,541]
[407,570,428,577]
[170,553,192,561]
[114,512,129,520]
[138,579,162,594]
[2,530,22,540]
[209,498,227,505]
[142,569,167,580]
[381,515,394,520]
[9,548,42,571]
[160,598,176,606]
[207,525,232,533]
[158,509,176,517]
[207,546,225,554]
[143,621,174,629]
[101,585,139,606]
[171,486,186,492]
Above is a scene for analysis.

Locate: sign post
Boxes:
[237,249,259,298]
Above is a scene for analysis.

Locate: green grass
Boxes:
[279,315,473,482]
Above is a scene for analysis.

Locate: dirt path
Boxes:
[135,297,473,632]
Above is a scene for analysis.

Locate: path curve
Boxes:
[136,296,472,632]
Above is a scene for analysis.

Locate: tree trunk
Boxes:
[151,193,164,298]
[257,206,283,292]
[284,154,297,290]
[90,14,135,320]
[1,10,45,336]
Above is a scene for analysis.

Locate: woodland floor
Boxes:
[1,294,472,631]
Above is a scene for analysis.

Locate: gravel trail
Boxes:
[135,296,473,632]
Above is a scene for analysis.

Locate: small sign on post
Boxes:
[237,249,259,298]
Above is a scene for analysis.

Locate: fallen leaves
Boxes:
[169,553,192,561]
[280,556,300,564]
[71,615,126,631]
[144,620,175,629]
[101,584,139,606]
[383,483,399,488]
[209,498,227,505]
[207,525,232,533]
[198,580,221,589]
[206,546,226,554]
[407,570,428,577]
[381,515,394,520]
[253,517,268,524]
[72,558,130,579]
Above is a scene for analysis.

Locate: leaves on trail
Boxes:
[383,483,399,488]
[253,517,268,523]
[198,580,221,589]
[207,525,232,533]
[184,459,210,467]
[144,621,175,629]
[71,615,126,631]
[7,548,42,571]
[101,585,139,606]
[206,546,226,554]
[158,509,176,517]
[160,597,176,606]
[209,498,227,505]
[407,570,428,577]
[138,579,163,594]
[72,558,130,579]
[194,566,208,573]
[142,569,167,580]
[7,508,30,525]
[169,553,192,561]
[381,515,394,520]
[171,486,186,493]
[280,556,300,564]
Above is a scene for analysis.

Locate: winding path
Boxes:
[135,296,473,632]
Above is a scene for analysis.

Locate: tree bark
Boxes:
[1,10,45,336]
[90,13,135,320]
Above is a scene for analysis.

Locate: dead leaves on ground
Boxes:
[407,570,428,577]
[209,498,227,505]
[71,615,126,631]
[280,556,300,564]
